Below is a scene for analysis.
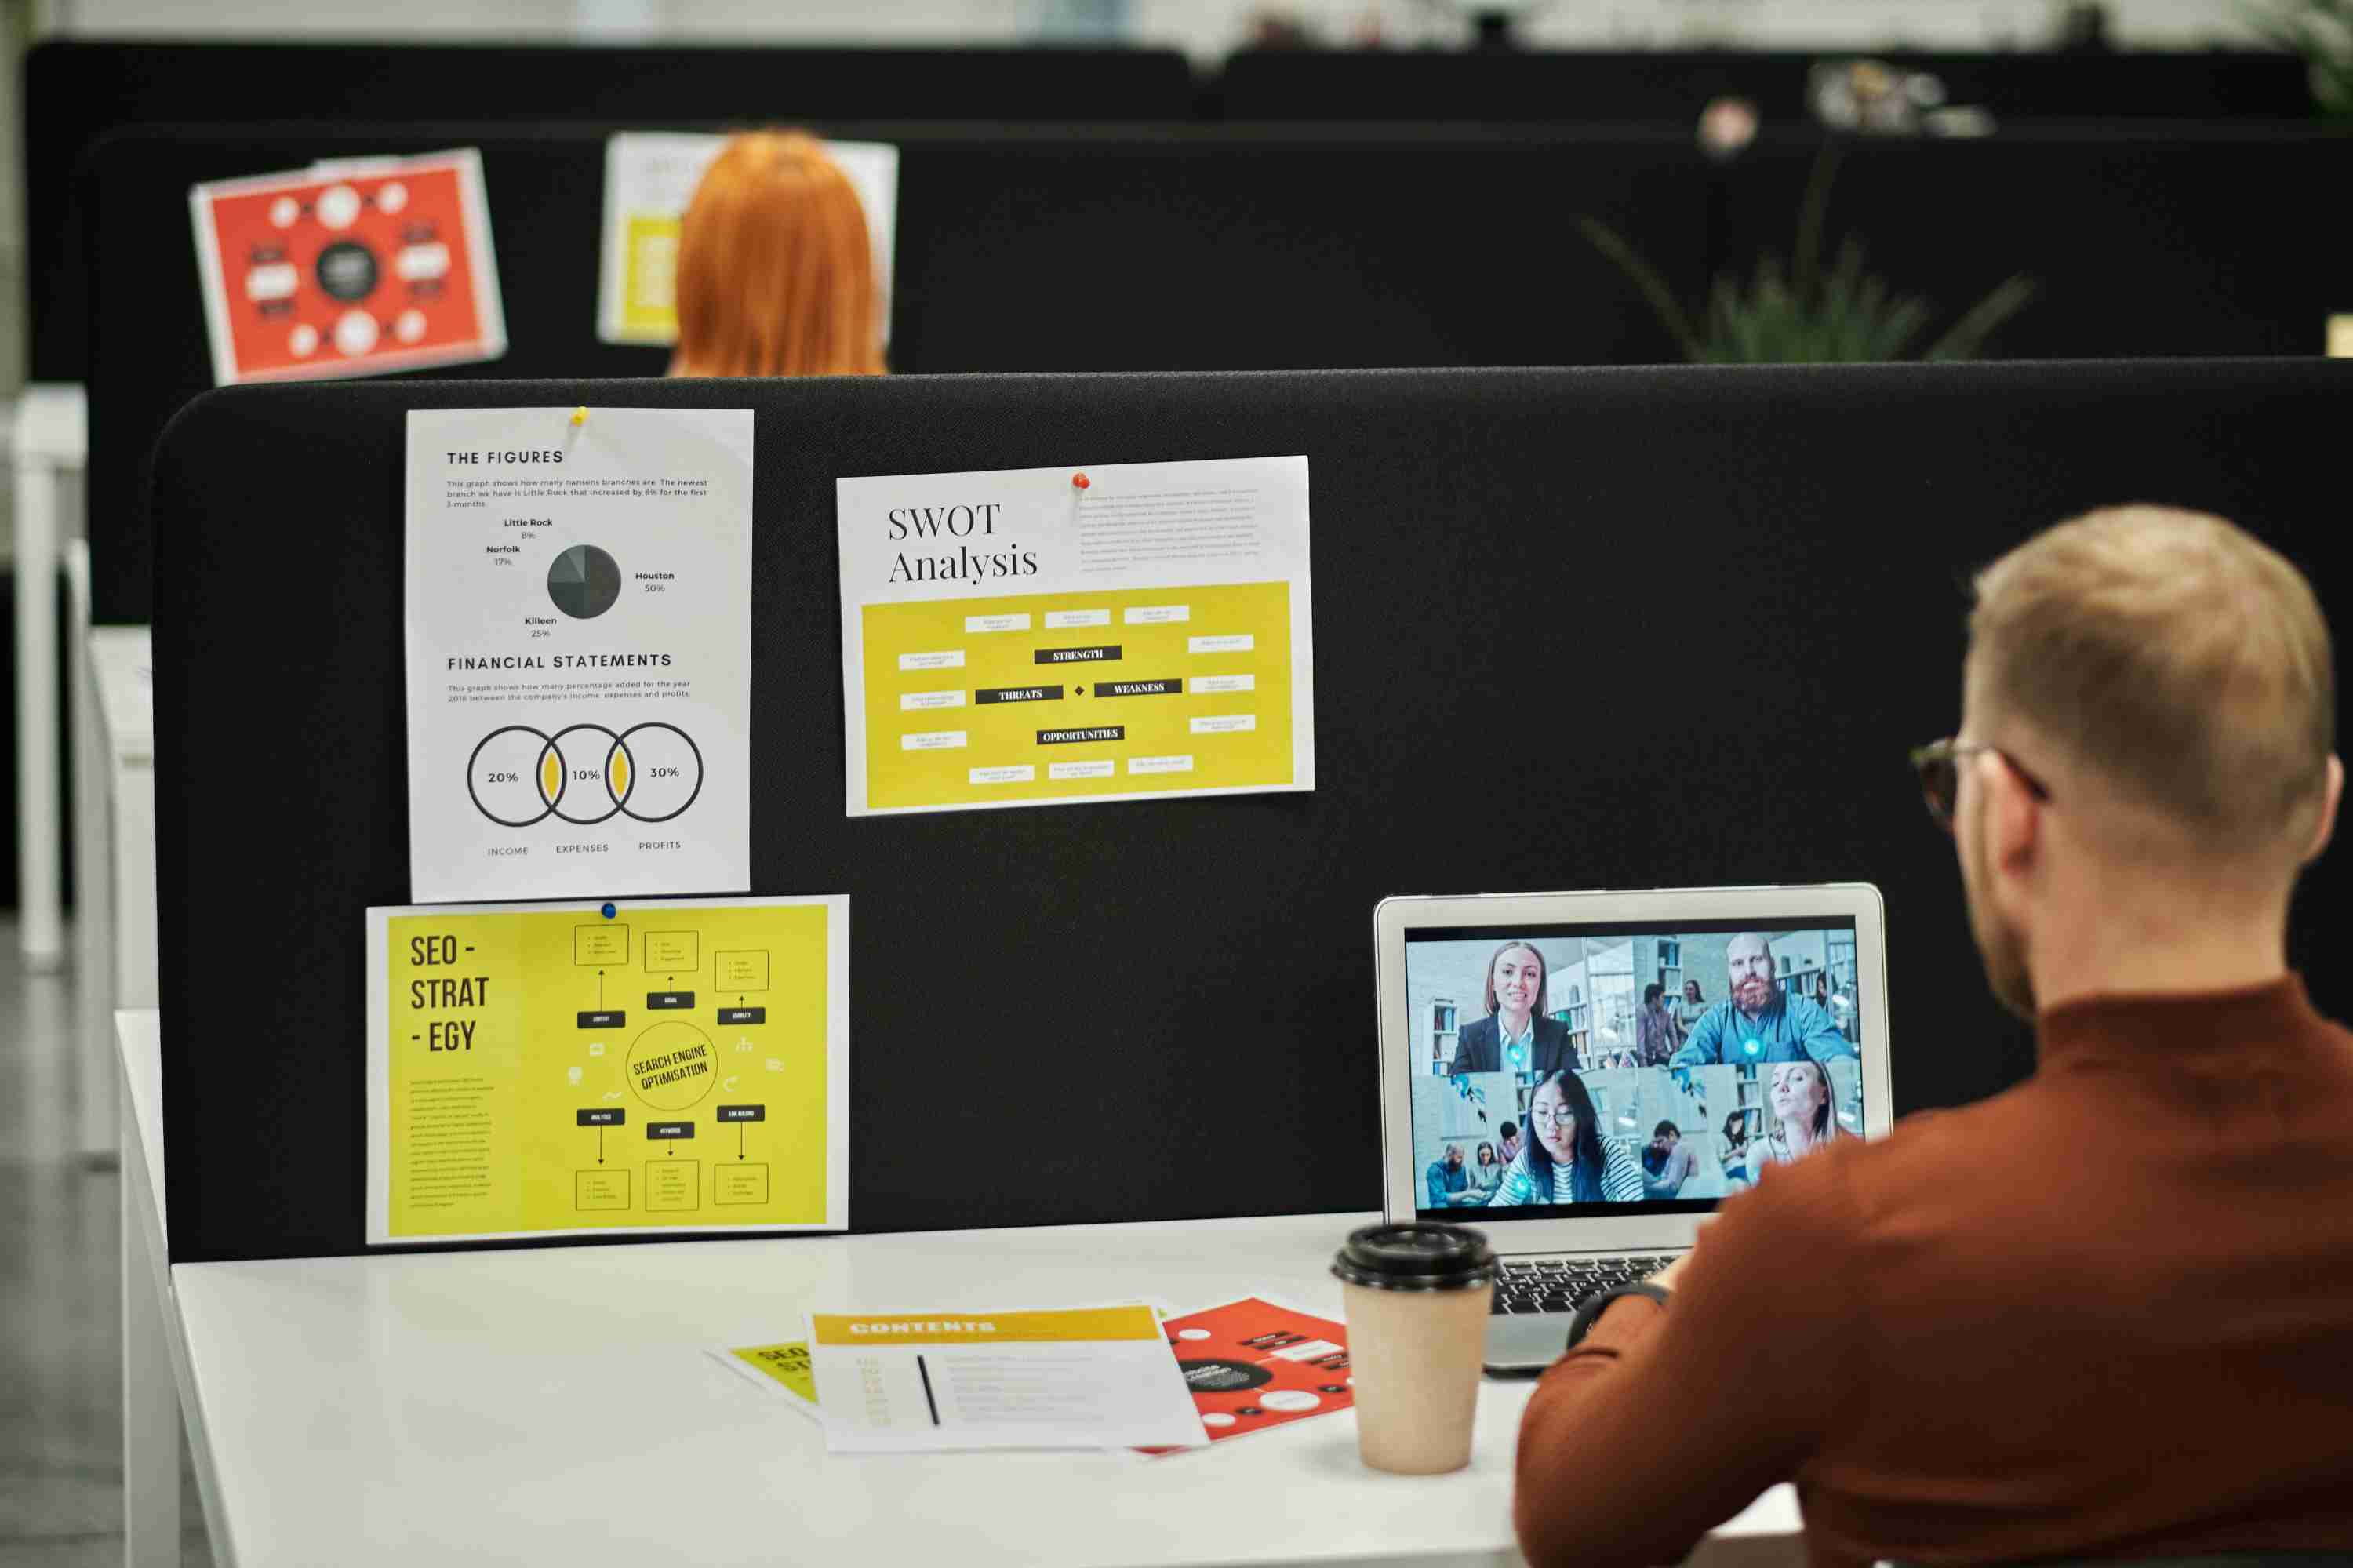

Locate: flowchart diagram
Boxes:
[567,919,784,1214]
[368,896,849,1243]
[859,580,1297,812]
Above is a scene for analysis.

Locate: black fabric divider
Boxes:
[24,39,1199,382]
[1717,129,2353,362]
[1216,48,2314,122]
[150,359,2353,1264]
[88,122,2353,631]
[26,37,2322,384]
[85,122,1703,627]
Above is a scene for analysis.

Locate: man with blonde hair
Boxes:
[1513,506,2353,1567]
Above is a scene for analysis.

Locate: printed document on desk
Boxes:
[835,456,1315,816]
[1141,1296,1353,1455]
[404,406,753,901]
[715,1341,821,1424]
[806,1306,1204,1452]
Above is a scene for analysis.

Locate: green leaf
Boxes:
[1792,143,1842,297]
[1924,275,2039,361]
[1576,216,1704,358]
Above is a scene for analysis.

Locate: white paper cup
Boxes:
[1333,1223,1497,1475]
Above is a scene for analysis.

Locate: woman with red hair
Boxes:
[669,130,885,378]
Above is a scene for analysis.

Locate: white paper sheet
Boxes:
[805,1304,1204,1453]
[402,406,752,900]
[835,456,1315,816]
[596,131,898,347]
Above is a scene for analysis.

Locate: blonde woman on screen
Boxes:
[669,130,885,378]
[1745,1051,1850,1183]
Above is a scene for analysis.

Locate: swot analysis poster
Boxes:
[190,148,507,385]
[365,896,848,1244]
[835,456,1316,816]
[402,406,753,902]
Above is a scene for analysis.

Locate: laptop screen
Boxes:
[1406,918,1869,1221]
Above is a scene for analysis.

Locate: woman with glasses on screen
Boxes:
[1745,1050,1851,1183]
[1486,1070,1646,1205]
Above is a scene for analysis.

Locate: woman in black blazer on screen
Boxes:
[1449,940,1577,1076]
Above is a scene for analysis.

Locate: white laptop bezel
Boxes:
[1374,883,1893,1256]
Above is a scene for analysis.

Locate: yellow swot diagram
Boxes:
[835,455,1316,817]
[365,895,849,1243]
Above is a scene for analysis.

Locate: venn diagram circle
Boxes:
[466,722,704,827]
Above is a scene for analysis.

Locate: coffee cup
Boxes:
[1332,1221,1497,1474]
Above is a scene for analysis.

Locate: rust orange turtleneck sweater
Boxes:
[1515,977,2353,1568]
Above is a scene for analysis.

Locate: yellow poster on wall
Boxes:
[835,457,1316,817]
[365,895,849,1244]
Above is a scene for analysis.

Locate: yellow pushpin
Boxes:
[570,406,588,426]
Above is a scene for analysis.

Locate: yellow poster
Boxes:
[836,457,1316,816]
[860,580,1295,812]
[365,895,849,1243]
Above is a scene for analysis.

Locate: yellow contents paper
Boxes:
[835,456,1315,816]
[804,1304,1204,1453]
[365,895,849,1244]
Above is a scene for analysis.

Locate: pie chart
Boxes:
[547,544,622,620]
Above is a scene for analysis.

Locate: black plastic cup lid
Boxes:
[1331,1222,1497,1292]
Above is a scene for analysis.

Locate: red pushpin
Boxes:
[1071,471,1090,490]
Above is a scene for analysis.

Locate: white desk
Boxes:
[118,1014,1799,1567]
[118,1010,219,1568]
[91,624,158,1011]
[13,381,89,965]
[76,620,156,1158]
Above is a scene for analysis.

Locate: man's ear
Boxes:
[2304,755,2344,865]
[1983,749,2041,877]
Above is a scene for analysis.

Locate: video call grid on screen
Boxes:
[1406,918,1866,1222]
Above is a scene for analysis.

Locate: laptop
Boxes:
[1374,885,1892,1375]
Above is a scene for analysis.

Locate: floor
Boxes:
[0,919,212,1566]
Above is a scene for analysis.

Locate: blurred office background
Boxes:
[0,0,2343,1562]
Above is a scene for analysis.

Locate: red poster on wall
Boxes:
[1140,1297,1353,1456]
[189,148,507,385]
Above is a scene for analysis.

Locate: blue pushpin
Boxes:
[601,902,617,920]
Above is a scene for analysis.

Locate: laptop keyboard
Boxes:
[1492,1255,1678,1316]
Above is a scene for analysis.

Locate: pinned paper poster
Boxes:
[403,406,753,901]
[364,895,848,1245]
[805,1305,1204,1453]
[1142,1297,1353,1454]
[190,148,506,385]
[596,132,898,346]
[835,456,1316,816]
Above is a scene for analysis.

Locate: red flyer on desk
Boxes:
[1140,1297,1352,1455]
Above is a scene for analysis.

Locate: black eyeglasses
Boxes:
[1908,737,2052,830]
